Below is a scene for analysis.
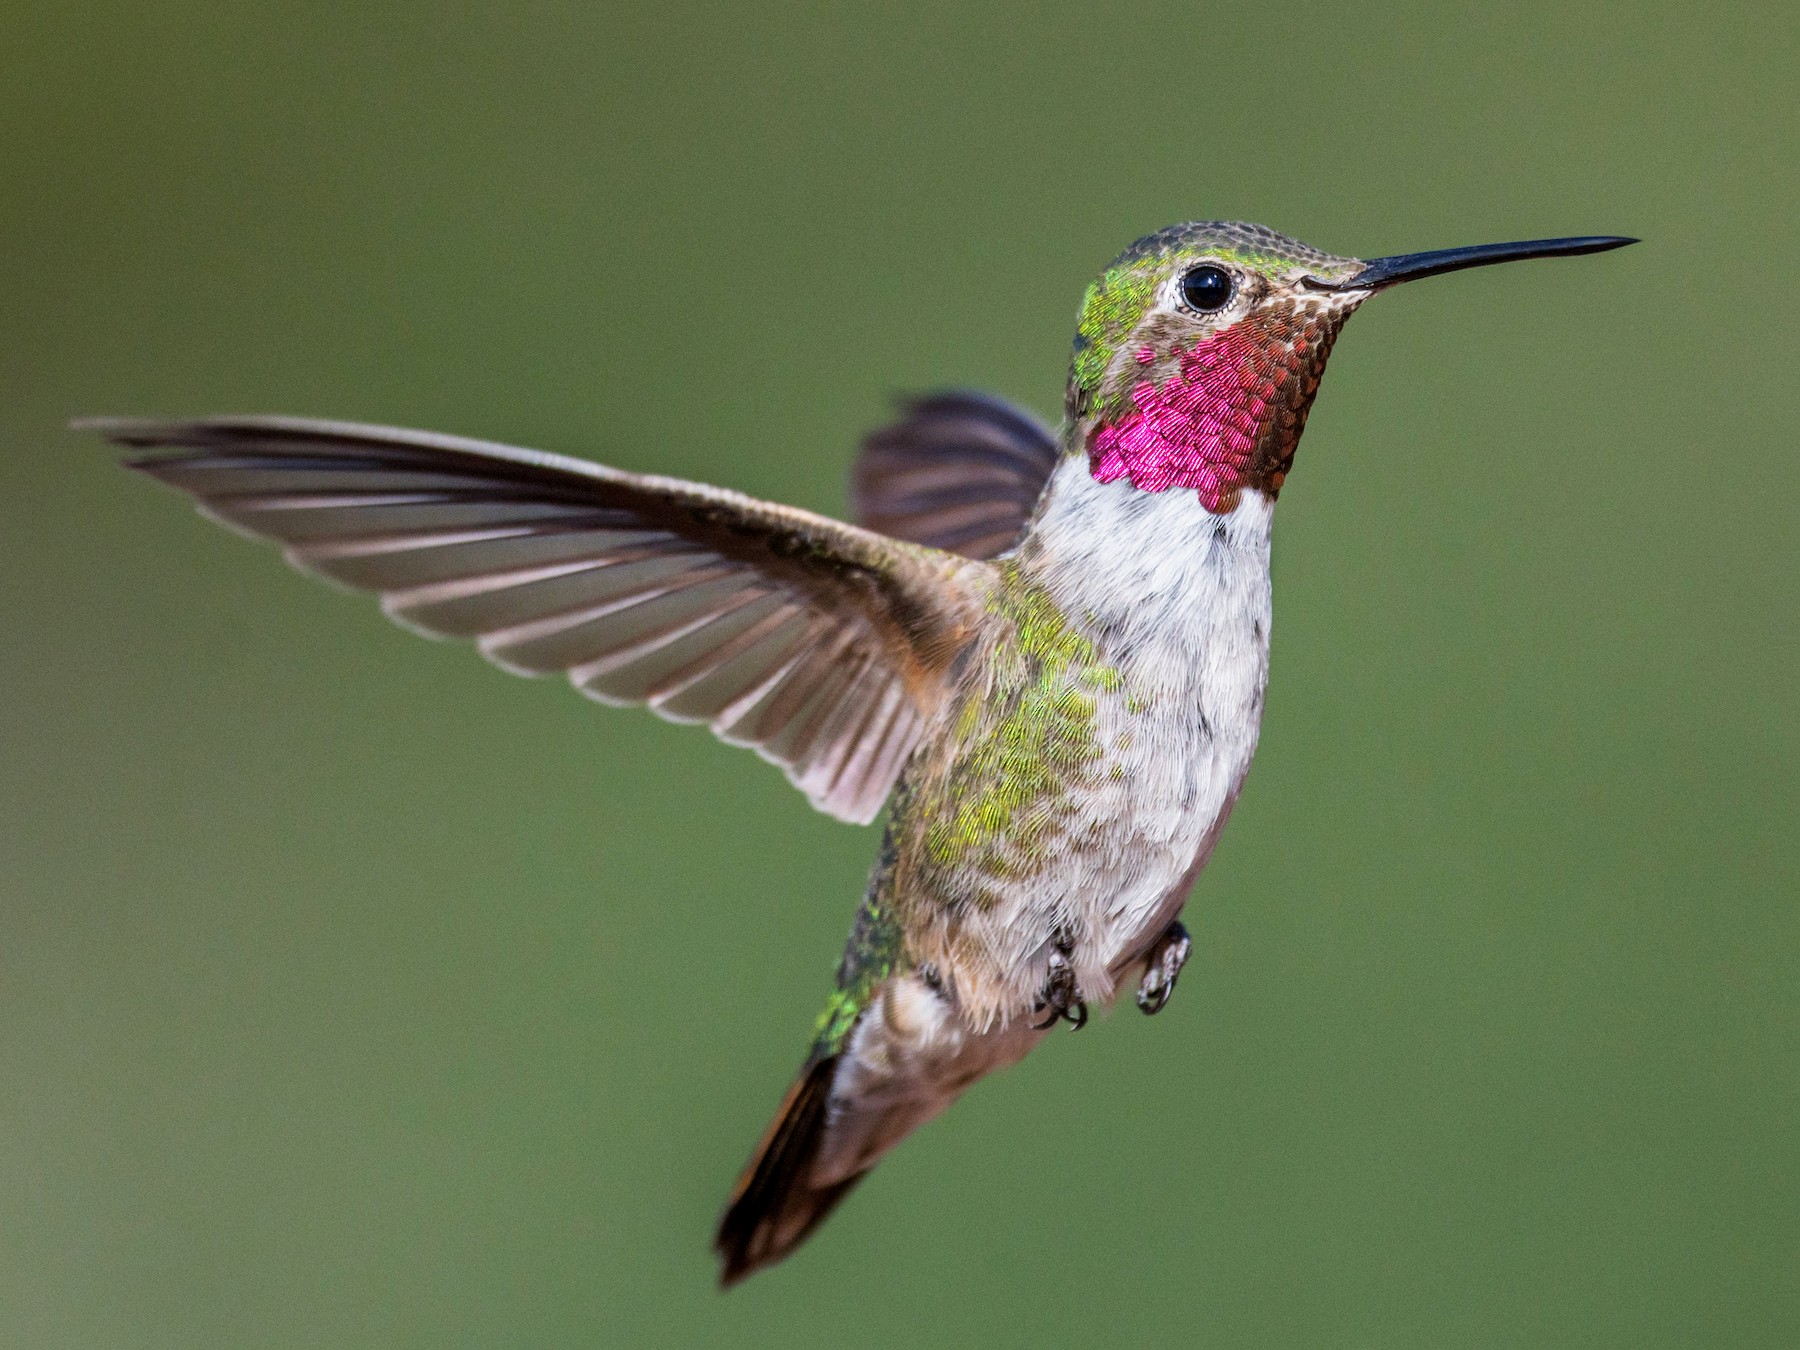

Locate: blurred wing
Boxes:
[91,415,993,824]
[850,392,1060,560]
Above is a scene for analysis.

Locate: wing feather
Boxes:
[850,391,1060,559]
[89,414,992,823]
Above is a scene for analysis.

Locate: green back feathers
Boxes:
[811,832,905,1056]
[921,564,1121,877]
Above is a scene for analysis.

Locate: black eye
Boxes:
[1180,264,1234,313]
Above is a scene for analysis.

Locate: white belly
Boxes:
[1013,474,1274,1004]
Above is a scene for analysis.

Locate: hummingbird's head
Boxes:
[1067,221,1634,513]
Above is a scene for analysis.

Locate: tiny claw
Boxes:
[1033,939,1085,1030]
[1135,920,1193,1017]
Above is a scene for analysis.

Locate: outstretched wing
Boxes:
[850,392,1060,560]
[90,415,994,824]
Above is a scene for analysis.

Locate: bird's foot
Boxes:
[1135,920,1192,1016]
[1032,934,1087,1030]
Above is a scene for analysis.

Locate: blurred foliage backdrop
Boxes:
[3,2,1796,1345]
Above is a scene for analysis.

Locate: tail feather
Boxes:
[714,1055,864,1287]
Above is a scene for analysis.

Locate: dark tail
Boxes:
[714,1055,865,1287]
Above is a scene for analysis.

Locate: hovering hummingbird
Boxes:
[86,222,1633,1285]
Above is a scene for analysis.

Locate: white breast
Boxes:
[1018,463,1274,999]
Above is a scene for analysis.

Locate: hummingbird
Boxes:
[85,221,1633,1285]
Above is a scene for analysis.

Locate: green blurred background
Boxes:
[4,2,1795,1345]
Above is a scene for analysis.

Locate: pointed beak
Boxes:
[1306,235,1637,292]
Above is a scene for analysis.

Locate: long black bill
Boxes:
[1307,235,1637,291]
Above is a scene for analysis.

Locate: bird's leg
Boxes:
[1032,929,1087,1030]
[1135,920,1192,1016]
